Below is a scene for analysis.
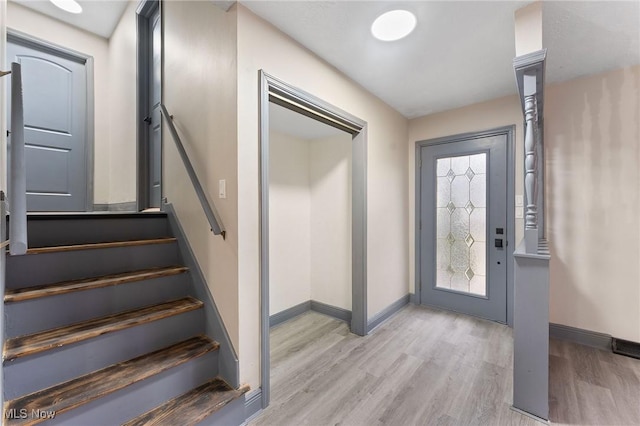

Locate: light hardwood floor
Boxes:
[251,305,640,426]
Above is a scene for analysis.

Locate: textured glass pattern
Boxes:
[436,178,451,207]
[451,156,469,175]
[437,158,451,176]
[435,154,487,296]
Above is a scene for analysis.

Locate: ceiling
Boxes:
[543,1,640,83]
[243,0,640,118]
[10,1,639,119]
[10,0,129,38]
[270,102,347,140]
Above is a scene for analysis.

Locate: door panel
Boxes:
[148,9,162,208]
[420,134,507,323]
[7,40,88,212]
[22,57,73,133]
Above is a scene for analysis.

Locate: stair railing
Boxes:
[3,63,28,255]
[159,104,226,239]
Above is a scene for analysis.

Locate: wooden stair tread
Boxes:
[4,266,189,303]
[123,379,250,426]
[4,297,203,361]
[24,237,176,255]
[4,336,219,426]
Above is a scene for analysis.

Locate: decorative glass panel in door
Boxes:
[419,133,508,323]
[435,154,487,296]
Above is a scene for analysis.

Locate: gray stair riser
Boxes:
[196,394,247,426]
[23,215,169,247]
[4,309,206,400]
[6,274,191,338]
[6,243,179,289]
[43,351,219,426]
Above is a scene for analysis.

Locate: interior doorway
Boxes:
[259,72,368,408]
[267,101,353,412]
[268,102,352,325]
[136,0,162,210]
[6,31,93,212]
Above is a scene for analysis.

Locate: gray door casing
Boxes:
[6,31,94,212]
[259,71,368,409]
[136,0,162,210]
[415,126,516,325]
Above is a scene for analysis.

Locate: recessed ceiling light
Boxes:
[371,10,417,42]
[50,0,83,14]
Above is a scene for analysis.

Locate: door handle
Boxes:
[143,116,152,125]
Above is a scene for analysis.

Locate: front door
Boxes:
[419,132,508,323]
[7,37,88,211]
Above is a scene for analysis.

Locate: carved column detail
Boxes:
[524,94,538,230]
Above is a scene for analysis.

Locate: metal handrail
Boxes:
[160,104,226,239]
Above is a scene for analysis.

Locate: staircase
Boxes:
[2,212,247,425]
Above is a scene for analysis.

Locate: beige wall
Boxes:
[309,134,352,310]
[514,1,543,56]
[408,95,525,294]
[237,4,409,389]
[269,130,352,316]
[269,131,312,315]
[163,1,239,348]
[107,1,137,204]
[7,2,111,204]
[546,65,640,342]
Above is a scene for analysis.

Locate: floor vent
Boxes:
[612,338,640,360]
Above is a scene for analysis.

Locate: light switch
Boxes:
[516,206,524,219]
[218,179,226,199]
[515,195,524,207]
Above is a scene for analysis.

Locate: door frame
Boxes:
[259,71,368,408]
[7,29,95,211]
[415,125,516,325]
[136,0,162,211]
